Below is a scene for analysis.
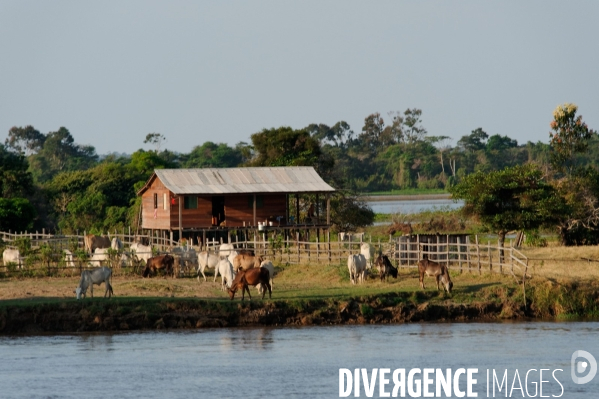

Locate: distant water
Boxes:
[367,198,463,214]
[1,322,597,398]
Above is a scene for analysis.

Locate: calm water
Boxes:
[367,199,463,214]
[1,322,598,398]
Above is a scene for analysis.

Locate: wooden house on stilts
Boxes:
[136,167,336,247]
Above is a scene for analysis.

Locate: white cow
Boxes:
[360,242,374,269]
[215,258,236,291]
[197,251,220,282]
[348,254,367,284]
[217,243,239,266]
[111,237,123,251]
[130,242,153,265]
[2,248,22,268]
[89,247,109,266]
[75,266,113,299]
[63,249,76,268]
[256,260,275,295]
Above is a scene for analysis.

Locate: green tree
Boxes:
[330,192,375,232]
[4,125,45,155]
[449,164,565,256]
[248,127,323,168]
[144,133,166,152]
[181,142,243,168]
[0,144,34,198]
[0,198,37,231]
[549,103,595,176]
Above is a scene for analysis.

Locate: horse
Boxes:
[418,256,453,293]
[374,254,398,281]
[227,267,271,301]
[142,254,175,278]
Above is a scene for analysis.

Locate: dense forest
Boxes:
[1,104,598,245]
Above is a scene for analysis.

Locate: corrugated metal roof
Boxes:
[140,167,335,195]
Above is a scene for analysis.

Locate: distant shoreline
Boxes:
[362,193,452,202]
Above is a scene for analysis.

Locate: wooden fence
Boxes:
[0,230,529,281]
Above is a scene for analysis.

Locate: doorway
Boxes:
[212,196,225,226]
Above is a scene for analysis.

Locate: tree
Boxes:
[144,133,166,153]
[402,108,427,149]
[4,125,45,155]
[329,192,375,232]
[549,103,595,176]
[0,198,37,231]
[457,128,488,153]
[248,127,322,168]
[0,144,34,198]
[449,164,565,258]
[182,142,243,168]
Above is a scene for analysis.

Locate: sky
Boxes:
[1,1,598,155]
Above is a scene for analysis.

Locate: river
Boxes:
[366,198,463,214]
[1,322,597,398]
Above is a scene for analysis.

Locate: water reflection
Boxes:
[219,328,274,352]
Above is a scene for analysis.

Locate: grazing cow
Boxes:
[197,251,219,282]
[348,254,367,284]
[227,267,271,301]
[84,234,111,254]
[63,249,76,268]
[418,256,453,294]
[215,258,236,291]
[360,242,374,269]
[130,242,153,265]
[142,254,175,278]
[89,247,110,266]
[232,254,263,272]
[111,237,123,251]
[75,266,113,299]
[2,248,22,268]
[256,260,275,295]
[374,254,398,282]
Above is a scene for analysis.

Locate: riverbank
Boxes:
[1,273,597,334]
[362,193,451,202]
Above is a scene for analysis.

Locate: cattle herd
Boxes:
[2,235,453,302]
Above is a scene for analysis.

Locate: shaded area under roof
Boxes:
[138,167,336,195]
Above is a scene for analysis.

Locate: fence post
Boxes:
[498,238,503,274]
[488,243,492,273]
[475,235,481,275]
[296,231,300,264]
[446,234,450,270]
[458,236,462,274]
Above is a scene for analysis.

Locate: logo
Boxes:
[571,350,597,385]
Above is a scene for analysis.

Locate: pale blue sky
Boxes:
[1,1,597,155]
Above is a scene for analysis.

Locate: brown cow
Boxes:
[418,256,453,293]
[227,267,271,301]
[232,254,263,272]
[142,254,175,278]
[84,234,111,254]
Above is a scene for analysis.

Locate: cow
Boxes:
[418,256,453,294]
[89,247,110,266]
[227,267,271,301]
[142,254,175,278]
[111,237,123,251]
[232,254,263,273]
[197,251,219,282]
[2,248,22,269]
[84,234,111,254]
[130,242,153,265]
[215,258,236,291]
[74,266,113,299]
[361,242,374,269]
[63,249,76,268]
[374,254,398,282]
[348,254,367,284]
[256,260,275,295]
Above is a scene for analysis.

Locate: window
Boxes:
[163,193,167,210]
[153,193,158,209]
[248,195,264,209]
[184,196,198,209]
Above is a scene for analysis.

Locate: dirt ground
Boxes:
[0,274,227,301]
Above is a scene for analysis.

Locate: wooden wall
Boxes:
[141,178,172,230]
[170,196,212,229]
